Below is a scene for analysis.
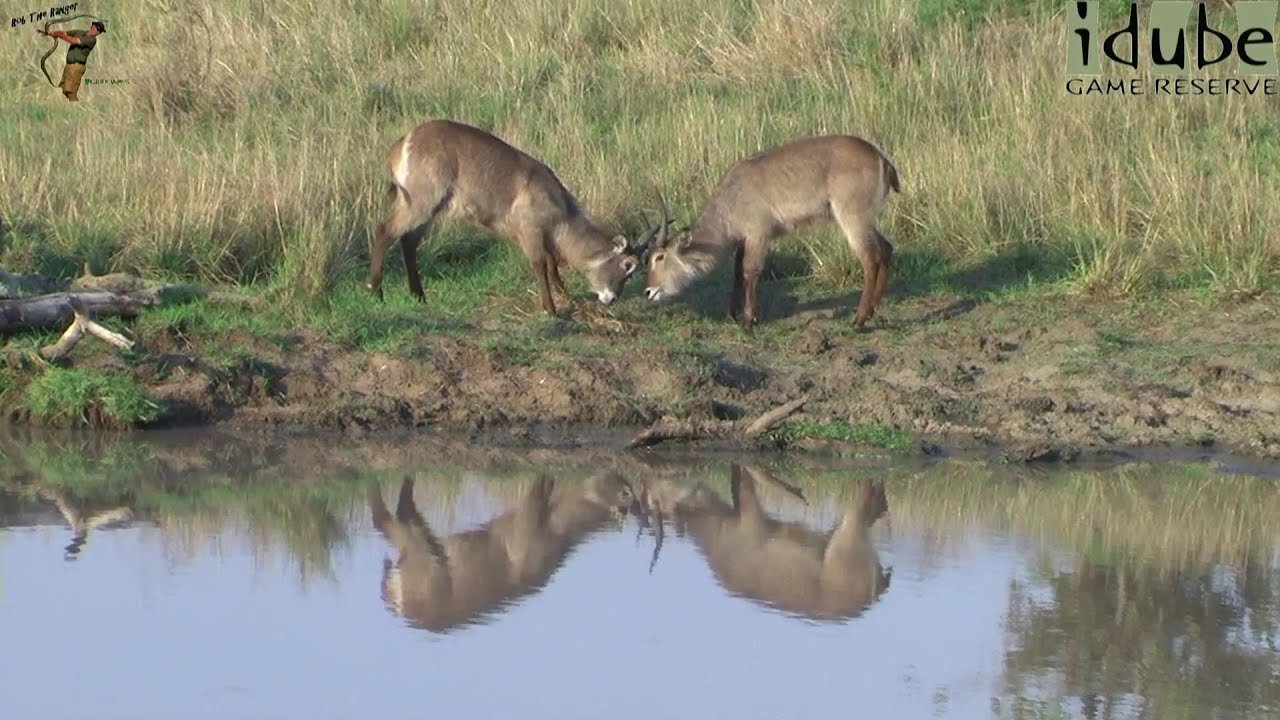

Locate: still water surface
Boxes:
[0,429,1277,720]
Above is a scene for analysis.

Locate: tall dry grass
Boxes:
[1,0,1277,307]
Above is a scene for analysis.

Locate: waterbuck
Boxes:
[643,134,901,329]
[368,119,658,314]
[368,472,634,634]
[637,464,892,622]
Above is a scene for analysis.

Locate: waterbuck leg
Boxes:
[730,244,745,320]
[867,231,895,321]
[370,200,430,301]
[401,225,429,302]
[853,257,880,327]
[369,483,393,535]
[740,241,766,331]
[728,464,767,527]
[544,256,572,304]
[530,254,557,316]
[834,207,882,328]
[395,476,448,565]
[368,220,399,301]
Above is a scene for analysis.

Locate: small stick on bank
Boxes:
[40,297,136,361]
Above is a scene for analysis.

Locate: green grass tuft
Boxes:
[23,368,161,426]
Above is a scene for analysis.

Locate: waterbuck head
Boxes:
[641,195,698,302]
[583,233,644,305]
[583,471,637,522]
[583,204,674,304]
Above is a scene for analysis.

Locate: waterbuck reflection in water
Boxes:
[368,472,634,633]
[637,463,892,623]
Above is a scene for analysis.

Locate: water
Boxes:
[1,429,1277,720]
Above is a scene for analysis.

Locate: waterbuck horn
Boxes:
[654,191,673,249]
[634,209,661,255]
[634,192,674,255]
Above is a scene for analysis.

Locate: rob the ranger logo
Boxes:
[1066,1,1279,96]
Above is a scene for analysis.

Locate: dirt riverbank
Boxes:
[3,286,1279,464]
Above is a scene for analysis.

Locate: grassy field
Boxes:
[2,0,1277,310]
[2,1,1279,449]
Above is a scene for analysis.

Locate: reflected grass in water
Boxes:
[0,438,369,584]
[884,460,1280,575]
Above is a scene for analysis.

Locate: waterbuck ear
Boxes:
[621,255,638,276]
[612,235,628,254]
[676,232,693,251]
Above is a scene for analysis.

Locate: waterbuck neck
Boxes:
[548,494,620,536]
[677,215,736,277]
[554,214,618,268]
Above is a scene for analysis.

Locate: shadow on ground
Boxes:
[649,241,1077,327]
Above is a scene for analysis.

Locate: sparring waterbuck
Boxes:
[368,119,658,314]
[643,134,901,329]
[636,464,892,622]
[367,472,634,634]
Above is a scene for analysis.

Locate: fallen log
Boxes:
[40,296,136,361]
[0,290,159,335]
[0,269,56,300]
[627,395,810,450]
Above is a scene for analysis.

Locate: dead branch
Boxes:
[39,296,136,361]
[627,394,811,450]
[742,395,810,438]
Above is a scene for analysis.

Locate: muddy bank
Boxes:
[2,291,1279,464]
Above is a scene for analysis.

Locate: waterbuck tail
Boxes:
[882,154,900,195]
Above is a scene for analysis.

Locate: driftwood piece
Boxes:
[39,296,136,361]
[626,395,811,450]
